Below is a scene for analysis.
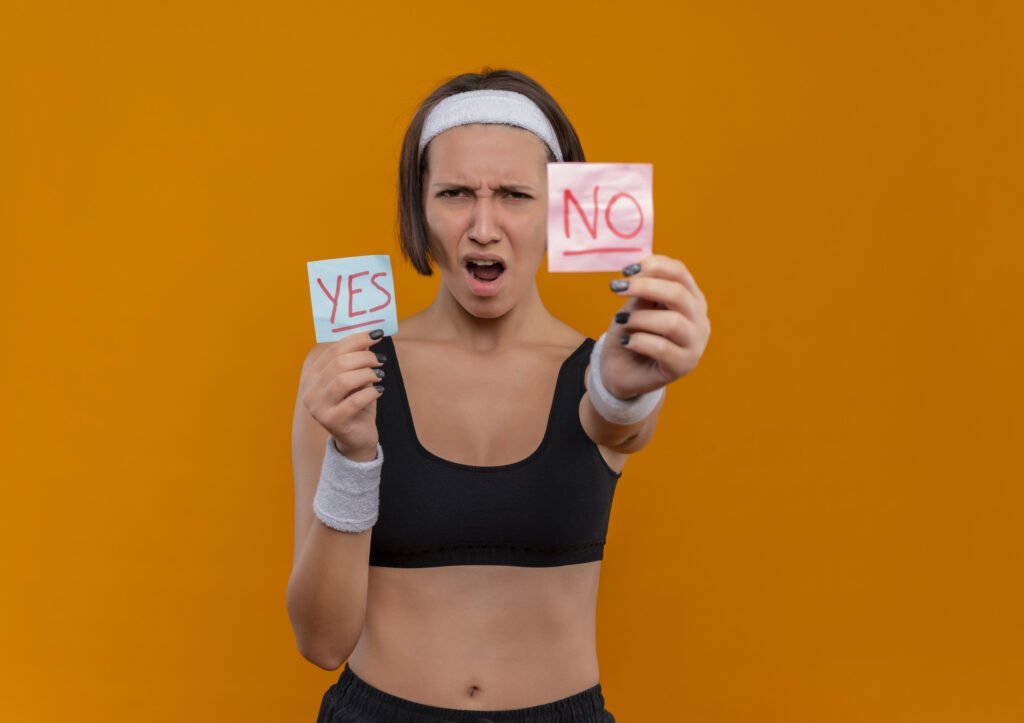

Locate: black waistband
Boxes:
[322,664,612,723]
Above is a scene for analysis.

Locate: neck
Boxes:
[419,277,554,353]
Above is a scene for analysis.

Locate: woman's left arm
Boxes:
[580,253,712,453]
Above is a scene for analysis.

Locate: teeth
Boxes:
[469,259,500,266]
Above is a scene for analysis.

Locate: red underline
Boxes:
[331,318,387,333]
[562,247,643,255]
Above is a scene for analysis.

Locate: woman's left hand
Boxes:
[598,253,711,399]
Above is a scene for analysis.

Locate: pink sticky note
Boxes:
[547,162,653,272]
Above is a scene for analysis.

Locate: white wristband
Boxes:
[312,437,383,533]
[587,332,666,425]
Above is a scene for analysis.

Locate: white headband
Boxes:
[418,89,564,162]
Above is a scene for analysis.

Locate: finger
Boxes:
[624,254,706,306]
[321,382,384,428]
[611,275,700,318]
[308,330,385,377]
[618,329,689,373]
[614,308,696,350]
[319,347,386,380]
[303,364,380,416]
[307,349,385,401]
[323,366,386,407]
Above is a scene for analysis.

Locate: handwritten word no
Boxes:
[563,186,644,240]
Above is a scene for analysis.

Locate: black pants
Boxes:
[317,664,616,723]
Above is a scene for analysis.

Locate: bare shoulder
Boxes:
[389,312,432,343]
[544,319,588,357]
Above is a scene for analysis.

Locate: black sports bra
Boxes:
[369,334,622,568]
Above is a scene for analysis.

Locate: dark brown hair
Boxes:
[396,67,586,276]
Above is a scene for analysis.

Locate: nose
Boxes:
[467,196,501,245]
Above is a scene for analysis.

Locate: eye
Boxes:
[437,189,532,199]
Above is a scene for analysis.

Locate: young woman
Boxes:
[288,68,711,723]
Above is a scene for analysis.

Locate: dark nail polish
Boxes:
[620,334,630,345]
[622,263,641,276]
[614,311,630,324]
[373,383,385,394]
[375,352,388,363]
[610,279,629,292]
[374,368,385,379]
[369,329,384,339]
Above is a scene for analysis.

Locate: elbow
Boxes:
[608,430,649,454]
[297,640,350,671]
[286,584,356,671]
[290,613,354,670]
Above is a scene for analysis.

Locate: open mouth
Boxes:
[465,260,505,282]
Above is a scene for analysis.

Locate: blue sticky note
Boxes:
[306,254,397,343]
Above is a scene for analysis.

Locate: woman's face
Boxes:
[421,122,549,316]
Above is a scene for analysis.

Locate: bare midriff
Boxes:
[345,560,603,710]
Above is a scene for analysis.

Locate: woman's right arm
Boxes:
[286,337,383,670]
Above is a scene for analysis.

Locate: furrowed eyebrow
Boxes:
[433,183,534,194]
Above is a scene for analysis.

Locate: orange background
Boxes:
[2,1,1022,721]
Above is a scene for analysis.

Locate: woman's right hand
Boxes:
[301,329,386,461]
